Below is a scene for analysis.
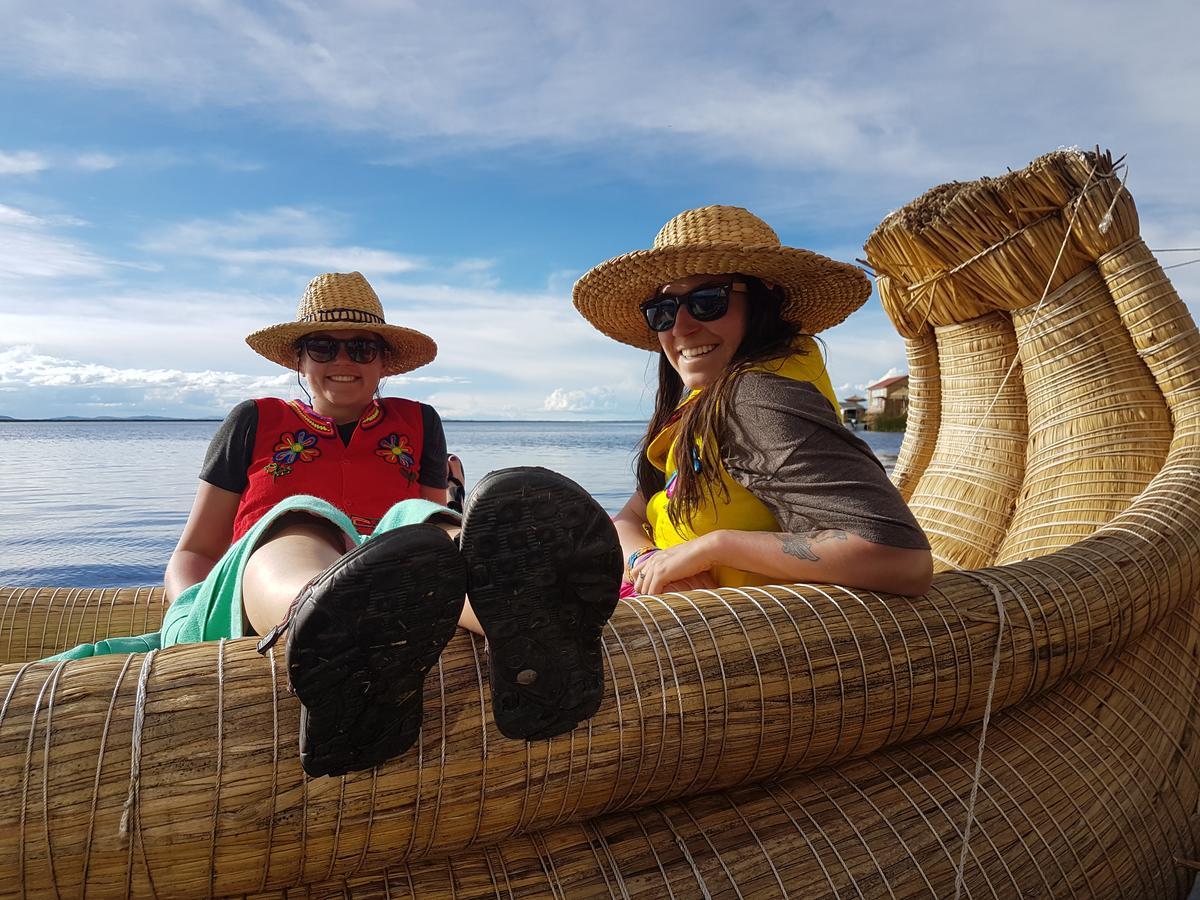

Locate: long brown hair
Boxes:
[635,275,804,531]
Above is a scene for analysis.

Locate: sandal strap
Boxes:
[255,578,317,655]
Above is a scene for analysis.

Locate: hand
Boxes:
[631,536,720,595]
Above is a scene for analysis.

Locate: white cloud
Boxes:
[73,152,120,171]
[141,207,423,274]
[0,202,108,279]
[543,386,617,413]
[865,367,904,390]
[0,345,293,417]
[1,0,1192,193]
[0,150,47,175]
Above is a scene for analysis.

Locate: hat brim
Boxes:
[245,321,437,376]
[572,244,872,351]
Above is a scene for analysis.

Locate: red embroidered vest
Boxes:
[232,398,425,541]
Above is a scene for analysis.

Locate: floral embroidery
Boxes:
[376,433,415,468]
[264,462,293,479]
[273,429,322,465]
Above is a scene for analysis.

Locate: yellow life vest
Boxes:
[644,338,841,587]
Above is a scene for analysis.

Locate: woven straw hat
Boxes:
[573,205,872,350]
[245,272,436,376]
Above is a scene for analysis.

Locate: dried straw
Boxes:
[890,330,940,501]
[994,266,1173,563]
[0,587,167,666]
[245,600,1200,899]
[902,313,1027,571]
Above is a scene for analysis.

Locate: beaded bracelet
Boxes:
[626,545,658,579]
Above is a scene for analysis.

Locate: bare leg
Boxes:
[425,518,485,636]
[242,515,349,636]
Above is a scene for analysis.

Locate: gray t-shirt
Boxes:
[721,372,929,549]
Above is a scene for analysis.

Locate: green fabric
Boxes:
[47,495,458,661]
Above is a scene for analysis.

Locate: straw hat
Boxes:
[573,205,872,350]
[245,272,436,376]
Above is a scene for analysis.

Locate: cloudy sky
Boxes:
[1,0,1197,420]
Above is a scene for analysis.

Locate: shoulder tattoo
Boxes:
[775,529,848,562]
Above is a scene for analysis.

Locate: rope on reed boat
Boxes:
[119,649,156,841]
[951,572,1007,900]
[81,652,135,892]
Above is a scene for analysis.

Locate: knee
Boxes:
[261,511,349,553]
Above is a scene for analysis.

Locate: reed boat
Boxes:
[2,147,1199,898]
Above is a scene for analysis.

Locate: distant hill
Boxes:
[0,415,222,422]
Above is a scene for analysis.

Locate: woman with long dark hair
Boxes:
[573,206,932,598]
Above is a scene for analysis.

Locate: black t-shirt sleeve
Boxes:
[199,399,258,493]
[419,404,449,489]
[722,372,930,549]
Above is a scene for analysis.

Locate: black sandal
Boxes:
[261,524,467,777]
[460,467,622,741]
[447,453,467,514]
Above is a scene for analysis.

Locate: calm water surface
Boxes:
[0,420,903,587]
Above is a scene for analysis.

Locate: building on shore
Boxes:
[840,395,866,428]
[865,375,908,428]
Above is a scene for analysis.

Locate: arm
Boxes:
[420,484,449,505]
[634,527,932,597]
[613,490,652,565]
[164,481,241,603]
[636,372,932,597]
[166,400,255,603]
[614,489,718,593]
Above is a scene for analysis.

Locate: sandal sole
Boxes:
[286,524,466,777]
[461,467,622,741]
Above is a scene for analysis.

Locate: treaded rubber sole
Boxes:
[286,524,466,778]
[461,466,622,741]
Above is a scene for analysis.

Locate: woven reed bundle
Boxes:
[889,329,940,501]
[247,599,1200,899]
[866,149,1138,335]
[0,588,167,665]
[901,313,1027,571]
[993,266,1173,563]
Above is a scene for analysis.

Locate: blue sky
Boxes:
[1,0,1197,420]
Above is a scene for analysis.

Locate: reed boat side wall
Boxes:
[904,313,1026,571]
[890,327,940,500]
[995,265,1172,564]
[0,587,167,666]
[246,599,1200,899]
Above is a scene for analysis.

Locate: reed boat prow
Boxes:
[2,147,1200,898]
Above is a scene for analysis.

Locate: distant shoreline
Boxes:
[0,416,647,424]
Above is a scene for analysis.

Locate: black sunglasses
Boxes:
[298,336,383,364]
[639,281,745,332]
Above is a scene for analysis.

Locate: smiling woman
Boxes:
[44,270,624,778]
[573,204,933,598]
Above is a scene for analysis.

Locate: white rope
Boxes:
[119,649,157,841]
[1097,162,1130,234]
[952,574,1008,900]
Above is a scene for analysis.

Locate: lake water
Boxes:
[0,420,903,587]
